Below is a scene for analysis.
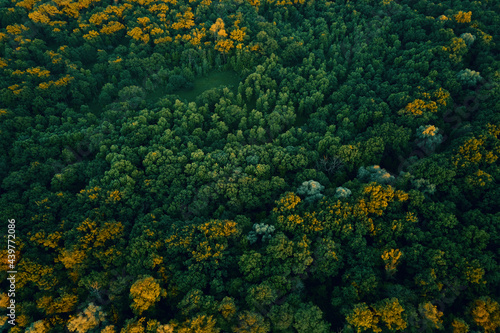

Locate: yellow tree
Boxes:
[89,12,109,25]
[399,98,438,116]
[36,293,78,315]
[346,303,381,333]
[189,28,206,47]
[26,320,50,333]
[215,39,234,54]
[247,0,260,11]
[453,124,499,170]
[67,303,106,333]
[129,276,165,315]
[374,298,407,331]
[207,19,234,54]
[209,18,226,40]
[381,249,402,276]
[355,183,407,217]
[178,315,220,333]
[15,0,39,10]
[442,37,468,63]
[17,258,59,290]
[418,302,443,330]
[100,21,125,35]
[470,297,500,332]
[451,318,469,333]
[454,11,472,23]
[165,219,240,267]
[230,28,246,43]
[171,8,195,30]
[347,299,407,332]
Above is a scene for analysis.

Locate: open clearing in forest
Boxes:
[177,70,241,102]
[155,70,241,103]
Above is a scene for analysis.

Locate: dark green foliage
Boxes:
[1,0,499,332]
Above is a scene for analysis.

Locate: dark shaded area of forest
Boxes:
[0,0,499,331]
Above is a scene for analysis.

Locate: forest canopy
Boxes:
[0,0,499,332]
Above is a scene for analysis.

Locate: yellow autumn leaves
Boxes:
[5,0,311,65]
[401,99,438,116]
[209,18,226,38]
[210,18,233,53]
[130,276,165,315]
[209,18,247,53]
[272,184,408,235]
[381,249,402,273]
[273,191,301,212]
[115,11,244,52]
[171,8,195,30]
[470,297,500,333]
[399,88,450,117]
[165,219,240,265]
[453,124,499,169]
[127,27,150,43]
[454,11,472,24]
[5,0,258,89]
[346,298,407,332]
[101,21,125,35]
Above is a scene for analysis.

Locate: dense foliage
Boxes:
[1,0,499,332]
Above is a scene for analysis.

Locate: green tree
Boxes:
[293,303,330,333]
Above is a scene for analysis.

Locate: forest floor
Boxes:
[162,70,241,103]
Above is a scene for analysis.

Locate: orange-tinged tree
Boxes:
[451,318,469,333]
[247,0,260,9]
[470,297,500,332]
